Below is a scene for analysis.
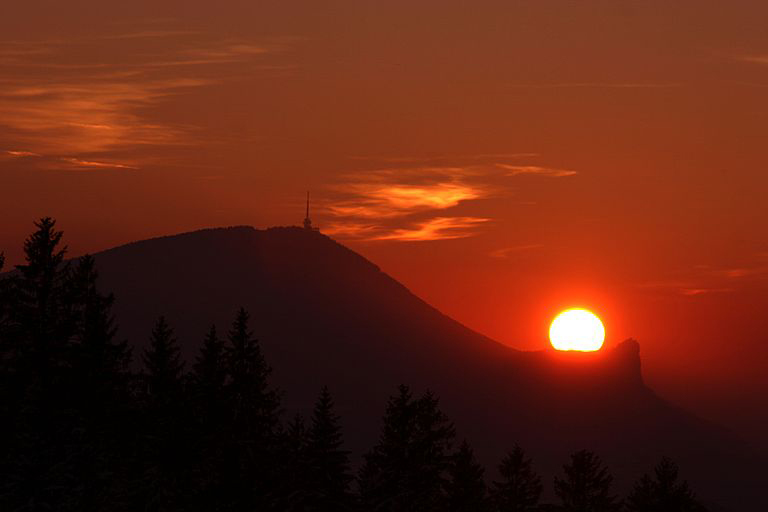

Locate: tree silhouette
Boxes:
[491,445,542,512]
[305,386,354,511]
[9,217,72,389]
[359,385,455,512]
[188,325,229,508]
[190,324,227,419]
[139,316,190,511]
[446,440,489,512]
[143,316,184,406]
[626,457,707,512]
[554,450,621,512]
[224,307,281,508]
[1,218,77,511]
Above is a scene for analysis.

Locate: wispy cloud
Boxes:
[489,244,543,259]
[736,55,768,65]
[497,164,578,177]
[370,217,490,242]
[0,26,289,171]
[506,82,681,89]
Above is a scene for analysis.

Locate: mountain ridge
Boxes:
[83,225,764,510]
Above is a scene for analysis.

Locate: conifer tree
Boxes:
[490,445,542,512]
[446,440,489,512]
[187,325,228,507]
[190,325,227,419]
[224,307,281,508]
[359,385,455,512]
[1,218,77,511]
[143,316,184,406]
[139,316,189,511]
[9,217,72,386]
[68,255,131,413]
[554,450,621,512]
[626,457,707,512]
[305,386,354,511]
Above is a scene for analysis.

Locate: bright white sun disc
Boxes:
[549,308,605,352]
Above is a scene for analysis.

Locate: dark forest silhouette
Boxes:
[0,218,709,511]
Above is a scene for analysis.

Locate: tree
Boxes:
[223,307,281,508]
[446,440,489,512]
[626,457,707,512]
[305,386,354,511]
[491,445,542,512]
[143,316,184,406]
[67,255,131,413]
[187,325,229,507]
[226,307,280,438]
[189,324,227,419]
[9,217,72,387]
[359,385,456,512]
[138,316,190,511]
[554,450,621,512]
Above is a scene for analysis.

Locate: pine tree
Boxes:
[9,217,72,388]
[68,255,131,413]
[187,325,229,508]
[446,440,489,512]
[359,385,455,512]
[626,457,707,512]
[491,445,542,512]
[190,325,227,420]
[143,316,184,406]
[138,316,189,511]
[305,386,354,511]
[223,307,281,508]
[62,255,133,510]
[554,450,621,512]
[1,218,78,511]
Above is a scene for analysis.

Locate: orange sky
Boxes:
[2,1,768,446]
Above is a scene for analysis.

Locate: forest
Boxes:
[0,219,707,511]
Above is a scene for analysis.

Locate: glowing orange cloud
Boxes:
[370,217,490,242]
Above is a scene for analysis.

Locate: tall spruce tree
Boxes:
[188,325,229,508]
[143,316,184,406]
[626,457,707,512]
[224,307,281,508]
[305,386,354,511]
[68,255,131,413]
[490,445,542,512]
[446,440,489,512]
[10,217,72,389]
[359,385,455,512]
[190,325,227,420]
[554,450,621,512]
[1,218,78,511]
[138,316,190,511]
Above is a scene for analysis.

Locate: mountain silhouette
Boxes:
[90,226,764,510]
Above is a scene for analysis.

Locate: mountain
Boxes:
[91,226,764,510]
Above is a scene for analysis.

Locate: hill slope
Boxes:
[92,226,764,510]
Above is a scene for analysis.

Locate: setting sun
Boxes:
[549,308,605,352]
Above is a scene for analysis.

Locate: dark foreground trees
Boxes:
[0,218,711,511]
[626,457,707,512]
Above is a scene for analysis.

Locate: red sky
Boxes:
[2,1,767,447]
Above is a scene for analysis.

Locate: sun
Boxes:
[549,308,605,352]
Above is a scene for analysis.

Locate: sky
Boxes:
[1,1,767,447]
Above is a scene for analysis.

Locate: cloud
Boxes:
[369,217,490,242]
[329,181,484,218]
[489,244,543,258]
[506,82,681,89]
[0,28,286,170]
[497,164,577,177]
[736,55,768,65]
